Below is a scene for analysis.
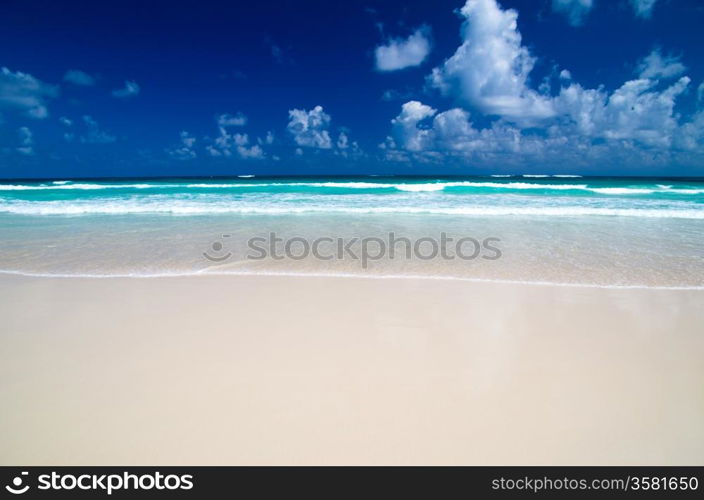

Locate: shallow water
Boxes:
[1,176,702,287]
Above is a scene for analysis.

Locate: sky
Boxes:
[1,0,703,178]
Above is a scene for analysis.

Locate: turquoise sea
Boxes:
[1,176,703,287]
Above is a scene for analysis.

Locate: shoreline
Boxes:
[1,273,703,465]
[0,269,702,291]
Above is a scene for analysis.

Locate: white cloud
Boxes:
[377,0,703,172]
[259,131,275,145]
[238,143,264,159]
[206,127,265,159]
[698,82,704,103]
[554,76,691,147]
[383,98,704,170]
[388,102,527,157]
[111,80,140,98]
[636,49,686,80]
[16,126,34,155]
[285,106,362,157]
[385,64,701,167]
[390,69,695,152]
[80,115,116,144]
[428,0,555,124]
[167,131,197,160]
[0,67,58,119]
[217,112,247,127]
[391,101,437,151]
[287,105,333,148]
[630,0,657,19]
[399,0,702,165]
[59,116,72,127]
[63,69,96,86]
[552,0,594,27]
[375,26,432,71]
[673,110,704,152]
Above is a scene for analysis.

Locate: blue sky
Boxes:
[1,0,703,178]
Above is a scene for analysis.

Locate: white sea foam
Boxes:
[0,183,169,190]
[394,184,446,192]
[589,187,655,195]
[0,268,701,290]
[1,199,702,218]
[1,180,702,196]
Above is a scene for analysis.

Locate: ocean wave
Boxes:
[394,184,446,192]
[1,180,703,196]
[1,200,702,218]
[0,183,169,190]
[588,187,655,195]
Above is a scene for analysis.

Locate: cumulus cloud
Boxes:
[385,69,698,166]
[408,0,701,158]
[387,101,527,158]
[206,127,265,159]
[0,67,58,119]
[285,105,362,157]
[111,80,140,98]
[166,131,197,160]
[428,0,555,124]
[375,26,432,71]
[337,131,349,149]
[217,112,247,127]
[383,97,704,170]
[380,1,703,170]
[554,76,691,148]
[63,69,96,86]
[552,0,594,27]
[630,0,657,19]
[636,49,686,80]
[80,115,116,144]
[391,101,438,151]
[287,105,333,148]
[259,131,275,145]
[16,127,34,155]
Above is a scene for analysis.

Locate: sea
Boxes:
[1,175,702,288]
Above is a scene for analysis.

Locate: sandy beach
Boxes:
[1,273,702,465]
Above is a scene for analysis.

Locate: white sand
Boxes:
[0,274,702,465]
